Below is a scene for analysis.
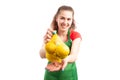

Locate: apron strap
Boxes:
[65,29,72,50]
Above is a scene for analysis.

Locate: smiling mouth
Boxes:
[61,24,69,28]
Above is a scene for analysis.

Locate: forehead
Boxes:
[58,10,73,18]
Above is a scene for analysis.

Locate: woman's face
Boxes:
[56,10,73,31]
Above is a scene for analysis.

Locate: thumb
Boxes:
[61,60,67,71]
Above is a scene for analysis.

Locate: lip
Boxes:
[61,24,69,28]
[60,26,67,30]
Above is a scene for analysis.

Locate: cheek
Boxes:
[57,20,63,24]
[69,20,73,24]
[70,22,73,25]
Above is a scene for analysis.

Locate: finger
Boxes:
[48,28,54,32]
[61,61,67,71]
[49,63,61,72]
[44,38,51,44]
[48,63,55,72]
[47,29,53,37]
[47,33,52,39]
[43,32,52,43]
[44,33,51,40]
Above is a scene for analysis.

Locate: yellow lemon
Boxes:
[45,42,56,54]
[45,31,70,62]
[55,44,70,59]
[46,52,62,63]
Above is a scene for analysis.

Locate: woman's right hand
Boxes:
[43,28,54,44]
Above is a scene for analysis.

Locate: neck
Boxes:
[57,30,68,37]
[57,30,68,42]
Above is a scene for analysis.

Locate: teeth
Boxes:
[61,24,66,26]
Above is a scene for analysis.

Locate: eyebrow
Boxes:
[60,16,72,19]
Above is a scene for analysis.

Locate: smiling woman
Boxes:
[39,5,82,80]
[56,10,73,31]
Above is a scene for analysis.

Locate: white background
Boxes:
[0,0,120,80]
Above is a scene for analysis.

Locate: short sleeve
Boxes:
[70,30,82,41]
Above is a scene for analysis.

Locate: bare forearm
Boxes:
[65,54,78,63]
[40,28,54,58]
[39,44,46,58]
[66,38,81,63]
[61,52,78,70]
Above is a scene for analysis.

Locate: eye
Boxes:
[60,17,65,20]
[67,18,71,21]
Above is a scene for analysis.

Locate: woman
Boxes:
[40,5,82,80]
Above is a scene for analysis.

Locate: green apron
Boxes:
[44,30,78,80]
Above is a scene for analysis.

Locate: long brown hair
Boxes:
[51,5,76,30]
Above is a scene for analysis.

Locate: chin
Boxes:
[60,28,68,31]
[59,27,69,31]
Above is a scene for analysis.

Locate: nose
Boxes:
[64,19,68,24]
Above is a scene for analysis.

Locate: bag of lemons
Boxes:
[45,31,70,63]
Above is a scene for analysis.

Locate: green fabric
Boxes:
[44,30,78,80]
[65,29,72,49]
[44,62,78,80]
